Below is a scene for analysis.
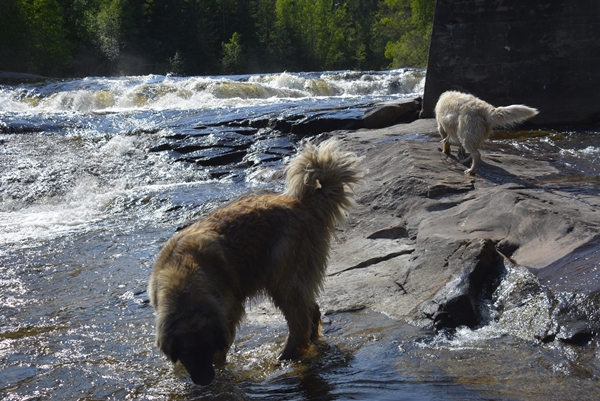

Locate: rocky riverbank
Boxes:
[319,119,600,345]
[145,96,599,345]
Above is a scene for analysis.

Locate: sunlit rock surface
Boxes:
[320,119,600,344]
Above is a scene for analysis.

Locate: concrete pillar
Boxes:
[421,0,600,125]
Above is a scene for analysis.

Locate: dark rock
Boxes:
[552,291,600,344]
[149,100,428,169]
[290,109,365,136]
[362,98,421,129]
[425,239,505,330]
[180,148,247,166]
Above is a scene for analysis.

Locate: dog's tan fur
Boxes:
[435,91,538,175]
[148,138,361,385]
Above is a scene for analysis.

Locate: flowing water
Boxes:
[1,70,599,400]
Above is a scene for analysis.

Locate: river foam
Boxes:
[0,69,425,114]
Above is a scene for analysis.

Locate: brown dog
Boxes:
[148,138,361,385]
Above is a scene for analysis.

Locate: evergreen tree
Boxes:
[0,0,436,77]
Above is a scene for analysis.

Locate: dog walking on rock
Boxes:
[435,91,539,175]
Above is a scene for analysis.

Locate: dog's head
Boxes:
[156,312,227,386]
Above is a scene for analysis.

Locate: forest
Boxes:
[0,0,435,77]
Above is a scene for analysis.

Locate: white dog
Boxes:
[435,91,538,175]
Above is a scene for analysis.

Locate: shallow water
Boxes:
[490,129,600,191]
[1,70,599,400]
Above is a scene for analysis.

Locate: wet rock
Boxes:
[320,119,600,344]
[421,238,505,330]
[491,263,557,342]
[552,291,600,344]
[290,109,365,136]
[181,148,247,166]
[0,71,48,83]
[149,99,425,169]
[362,98,422,129]
[535,235,600,293]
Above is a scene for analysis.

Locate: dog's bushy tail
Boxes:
[490,104,538,128]
[283,138,362,226]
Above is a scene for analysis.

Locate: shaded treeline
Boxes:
[0,0,434,77]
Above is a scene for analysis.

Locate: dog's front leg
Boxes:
[277,301,321,360]
[309,303,322,343]
[212,347,228,367]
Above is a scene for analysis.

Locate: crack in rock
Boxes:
[328,249,414,277]
[394,280,408,294]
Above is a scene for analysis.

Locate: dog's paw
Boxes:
[464,169,476,176]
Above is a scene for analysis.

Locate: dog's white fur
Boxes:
[435,91,539,175]
[148,138,361,385]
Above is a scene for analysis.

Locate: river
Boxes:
[1,70,598,400]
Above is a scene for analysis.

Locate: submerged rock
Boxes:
[320,119,600,345]
[148,99,422,168]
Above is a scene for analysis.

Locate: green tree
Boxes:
[248,0,278,71]
[221,32,243,74]
[377,0,435,68]
[95,0,124,72]
[0,0,27,72]
[0,0,436,77]
[344,0,385,70]
[0,0,73,75]
[272,0,355,71]
[167,50,185,75]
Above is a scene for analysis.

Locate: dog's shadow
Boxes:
[444,150,533,187]
[476,156,534,187]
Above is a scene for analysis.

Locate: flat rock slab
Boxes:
[319,119,600,342]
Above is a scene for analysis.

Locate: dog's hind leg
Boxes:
[464,149,480,175]
[459,116,487,175]
[459,151,472,165]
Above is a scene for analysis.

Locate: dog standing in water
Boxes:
[435,91,538,175]
[148,138,361,385]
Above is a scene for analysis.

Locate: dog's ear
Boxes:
[157,333,180,363]
[169,337,180,363]
[156,315,181,362]
[213,324,228,351]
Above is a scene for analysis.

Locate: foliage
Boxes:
[222,32,243,74]
[167,50,185,76]
[95,0,123,68]
[378,0,436,68]
[0,0,73,75]
[0,0,435,77]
